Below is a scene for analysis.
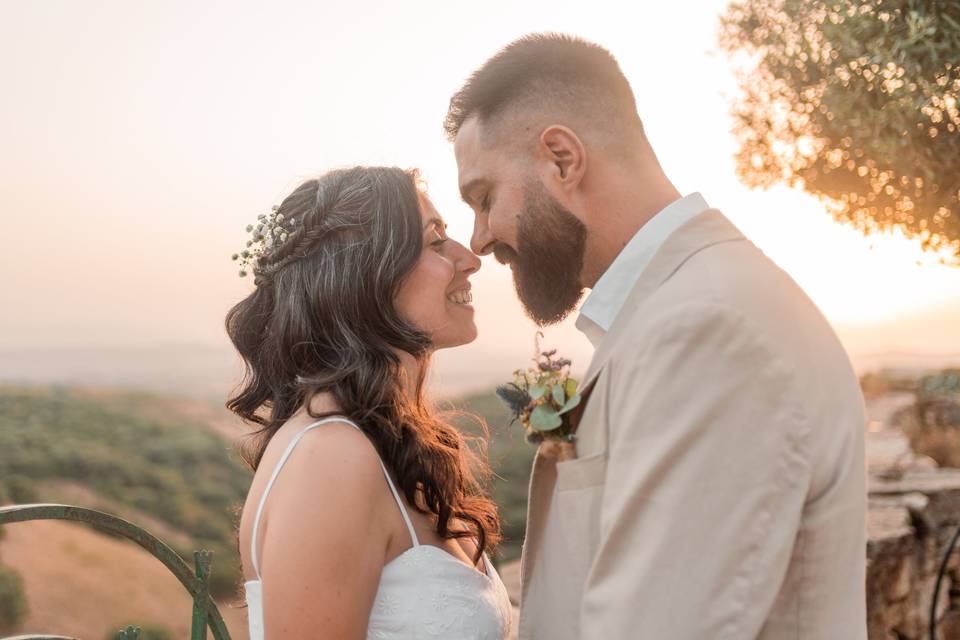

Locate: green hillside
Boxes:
[0,385,250,598]
[0,383,534,598]
[446,391,536,562]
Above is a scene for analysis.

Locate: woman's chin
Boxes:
[433,323,478,350]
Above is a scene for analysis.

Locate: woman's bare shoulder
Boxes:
[248,418,394,636]
[240,417,391,578]
[263,417,387,509]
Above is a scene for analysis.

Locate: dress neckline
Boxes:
[245,544,494,588]
[381,543,493,581]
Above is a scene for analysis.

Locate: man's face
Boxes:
[454,117,587,325]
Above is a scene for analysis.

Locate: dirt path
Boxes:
[0,519,248,639]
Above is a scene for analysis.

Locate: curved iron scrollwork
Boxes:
[930,522,960,640]
[0,503,231,640]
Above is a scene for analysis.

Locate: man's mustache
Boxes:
[493,242,518,266]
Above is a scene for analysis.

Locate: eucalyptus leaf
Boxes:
[529,404,562,431]
[551,384,566,406]
[565,378,578,398]
[558,393,581,415]
[529,384,548,400]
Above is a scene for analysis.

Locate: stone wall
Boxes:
[868,469,960,639]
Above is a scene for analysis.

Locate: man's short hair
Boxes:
[444,33,642,148]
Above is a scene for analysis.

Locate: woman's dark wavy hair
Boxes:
[225,166,500,562]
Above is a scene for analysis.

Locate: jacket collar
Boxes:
[578,209,746,393]
[576,193,709,348]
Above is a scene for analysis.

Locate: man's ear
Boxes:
[539,125,587,190]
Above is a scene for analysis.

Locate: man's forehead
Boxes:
[454,117,489,189]
[454,117,484,161]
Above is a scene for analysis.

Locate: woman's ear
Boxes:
[538,125,587,190]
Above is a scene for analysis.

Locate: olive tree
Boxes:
[719,0,960,262]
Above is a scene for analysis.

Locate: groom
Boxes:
[446,34,867,639]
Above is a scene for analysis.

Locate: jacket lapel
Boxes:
[578,209,746,393]
[519,445,557,602]
[518,209,747,601]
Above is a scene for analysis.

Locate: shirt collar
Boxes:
[575,193,709,347]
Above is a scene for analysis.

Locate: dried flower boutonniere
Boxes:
[496,333,581,461]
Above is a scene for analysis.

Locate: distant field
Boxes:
[444,392,536,563]
[0,385,252,600]
[0,383,533,635]
[1,518,248,639]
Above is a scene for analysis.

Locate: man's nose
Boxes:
[471,214,496,256]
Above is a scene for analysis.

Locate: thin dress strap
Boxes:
[249,416,419,581]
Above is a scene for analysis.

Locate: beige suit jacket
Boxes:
[517,210,867,639]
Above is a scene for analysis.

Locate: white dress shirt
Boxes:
[575,193,709,347]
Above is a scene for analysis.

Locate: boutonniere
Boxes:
[496,333,581,461]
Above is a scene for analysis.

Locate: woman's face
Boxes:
[395,194,481,350]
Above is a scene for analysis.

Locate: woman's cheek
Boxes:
[402,253,454,333]
[429,251,456,282]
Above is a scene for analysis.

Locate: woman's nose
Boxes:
[454,241,481,275]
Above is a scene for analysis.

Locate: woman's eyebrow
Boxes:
[423,218,447,232]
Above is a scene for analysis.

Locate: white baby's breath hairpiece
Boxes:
[231,205,300,277]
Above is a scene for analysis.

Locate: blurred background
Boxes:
[0,1,957,638]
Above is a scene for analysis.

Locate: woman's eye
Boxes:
[429,231,448,249]
[481,196,491,213]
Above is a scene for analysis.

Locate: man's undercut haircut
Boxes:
[444,33,643,149]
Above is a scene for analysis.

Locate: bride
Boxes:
[227,166,513,639]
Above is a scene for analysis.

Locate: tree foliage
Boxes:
[719,0,960,262]
[0,566,27,633]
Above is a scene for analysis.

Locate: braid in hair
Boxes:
[253,179,320,282]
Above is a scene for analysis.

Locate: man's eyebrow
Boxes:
[459,178,487,205]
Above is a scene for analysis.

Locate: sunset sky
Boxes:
[2,0,958,397]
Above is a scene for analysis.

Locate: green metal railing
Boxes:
[0,504,231,640]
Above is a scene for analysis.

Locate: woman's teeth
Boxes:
[448,290,473,305]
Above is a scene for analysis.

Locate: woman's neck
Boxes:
[395,349,424,400]
[302,349,427,418]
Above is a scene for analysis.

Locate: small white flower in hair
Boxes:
[232,205,301,278]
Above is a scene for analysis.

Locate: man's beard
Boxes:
[493,183,587,326]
